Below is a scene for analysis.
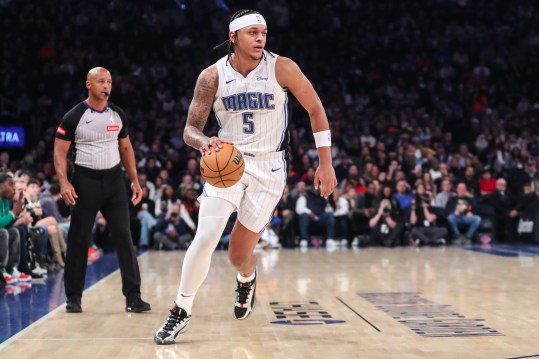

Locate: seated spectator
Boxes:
[352,181,379,240]
[153,203,193,250]
[91,212,110,255]
[275,185,296,248]
[479,169,497,196]
[138,172,156,201]
[393,180,414,215]
[339,165,361,193]
[259,221,281,250]
[151,176,166,203]
[136,186,157,249]
[25,178,66,268]
[445,182,482,243]
[0,173,30,284]
[332,188,350,246]
[483,178,514,242]
[422,171,437,195]
[0,227,22,285]
[334,154,354,184]
[179,188,199,236]
[155,185,179,217]
[139,186,156,216]
[409,184,448,246]
[369,198,404,247]
[510,182,539,241]
[295,183,336,248]
[460,166,480,197]
[300,167,316,187]
[40,182,70,238]
[432,178,455,210]
[13,179,47,277]
[178,174,201,197]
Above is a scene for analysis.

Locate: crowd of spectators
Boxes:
[1,0,539,272]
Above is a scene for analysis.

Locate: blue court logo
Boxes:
[269,301,346,325]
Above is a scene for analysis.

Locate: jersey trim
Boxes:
[83,100,109,113]
[276,92,289,152]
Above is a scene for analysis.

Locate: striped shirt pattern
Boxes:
[56,101,128,170]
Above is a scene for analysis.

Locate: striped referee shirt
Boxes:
[55,101,129,170]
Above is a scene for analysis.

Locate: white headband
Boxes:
[229,14,266,33]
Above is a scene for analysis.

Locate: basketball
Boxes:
[200,143,244,188]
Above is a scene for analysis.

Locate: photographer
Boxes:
[369,198,403,247]
[153,203,193,250]
[409,184,448,246]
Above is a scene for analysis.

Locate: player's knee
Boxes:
[228,251,248,268]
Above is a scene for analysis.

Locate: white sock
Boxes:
[237,270,255,283]
[175,294,195,315]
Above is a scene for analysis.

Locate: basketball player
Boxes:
[154,10,337,344]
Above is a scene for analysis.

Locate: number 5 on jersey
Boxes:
[242,113,254,134]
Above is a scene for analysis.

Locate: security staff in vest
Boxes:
[54,67,151,313]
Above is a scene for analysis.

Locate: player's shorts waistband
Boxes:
[73,163,122,178]
[241,150,286,160]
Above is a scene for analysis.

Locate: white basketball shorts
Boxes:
[200,151,287,233]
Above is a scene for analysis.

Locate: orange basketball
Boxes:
[200,143,244,188]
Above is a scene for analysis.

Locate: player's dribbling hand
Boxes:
[60,180,78,205]
[314,164,338,199]
[131,182,143,206]
[199,136,234,156]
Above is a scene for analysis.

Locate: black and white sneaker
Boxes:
[154,304,191,345]
[233,270,256,320]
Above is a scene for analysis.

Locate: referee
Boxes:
[54,67,151,313]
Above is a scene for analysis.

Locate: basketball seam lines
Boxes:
[220,146,236,187]
[201,160,244,178]
[214,147,225,187]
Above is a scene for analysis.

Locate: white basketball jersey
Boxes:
[213,51,288,155]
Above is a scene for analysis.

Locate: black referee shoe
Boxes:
[126,297,151,313]
[66,299,82,313]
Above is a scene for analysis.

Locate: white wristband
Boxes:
[313,130,331,148]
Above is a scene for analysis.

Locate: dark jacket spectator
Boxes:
[153,203,192,250]
[483,178,514,242]
[445,182,482,242]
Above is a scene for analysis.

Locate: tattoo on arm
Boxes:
[184,66,219,149]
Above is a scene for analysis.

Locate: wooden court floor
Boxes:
[1,246,538,359]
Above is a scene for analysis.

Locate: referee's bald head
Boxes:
[86,67,112,99]
[87,67,110,80]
